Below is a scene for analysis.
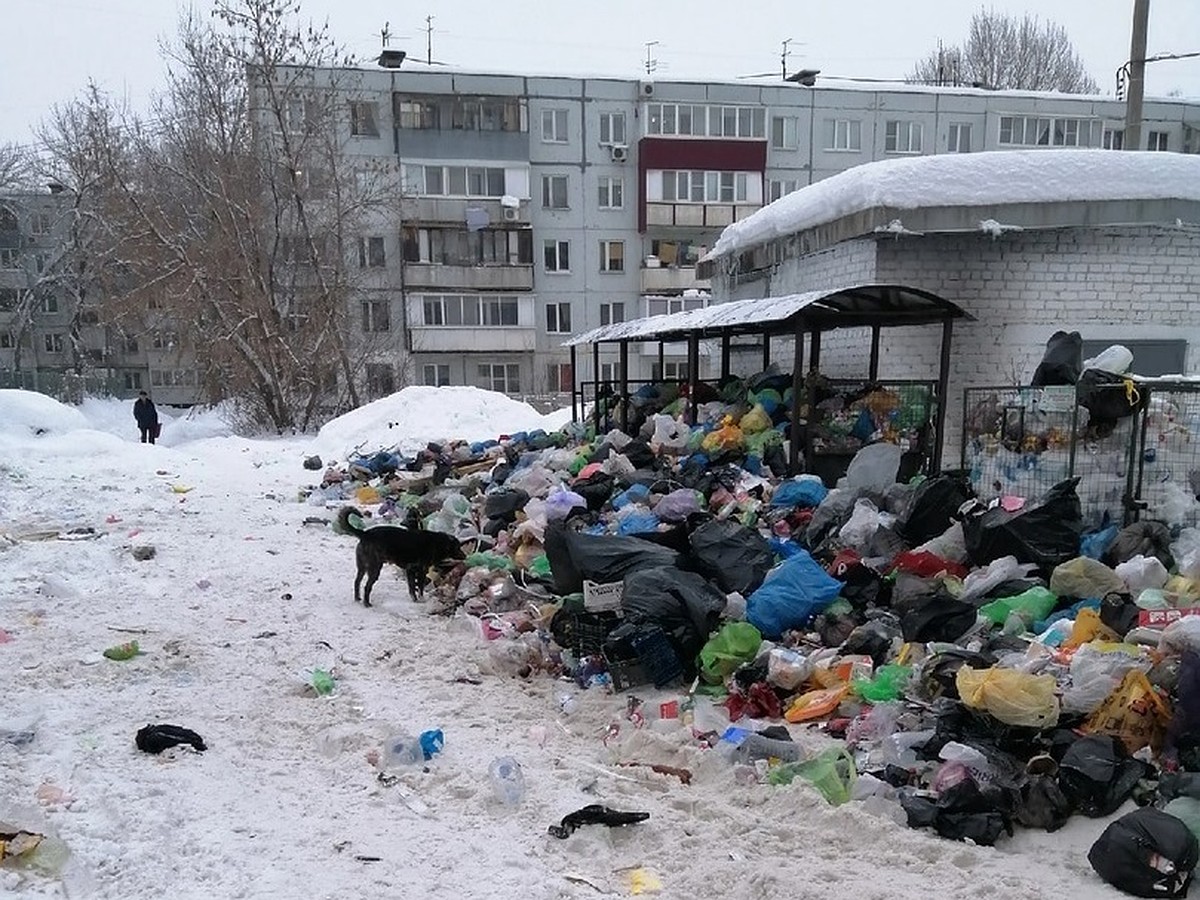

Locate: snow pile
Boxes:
[710,150,1200,259]
[0,388,89,437]
[309,385,569,460]
[76,396,235,447]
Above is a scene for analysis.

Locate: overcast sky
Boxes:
[4,0,1199,146]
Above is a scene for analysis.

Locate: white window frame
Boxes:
[423,363,450,387]
[768,179,799,203]
[885,120,923,154]
[0,248,19,269]
[43,333,65,353]
[599,302,625,327]
[421,294,519,327]
[408,165,507,198]
[543,239,570,273]
[541,175,569,209]
[541,108,569,144]
[1148,130,1169,151]
[477,363,520,394]
[947,122,972,153]
[358,236,386,268]
[598,361,619,383]
[646,103,765,138]
[361,298,390,333]
[1102,127,1125,150]
[545,301,572,334]
[998,115,1092,147]
[599,240,625,272]
[349,101,379,137]
[652,360,689,381]
[30,212,51,235]
[546,362,573,393]
[42,295,59,314]
[647,296,706,316]
[771,116,797,150]
[827,119,862,151]
[597,176,624,209]
[599,112,626,145]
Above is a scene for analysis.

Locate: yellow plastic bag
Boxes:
[700,422,745,455]
[355,485,381,505]
[1083,669,1172,754]
[784,685,848,723]
[1063,607,1123,650]
[739,404,771,435]
[956,667,1060,728]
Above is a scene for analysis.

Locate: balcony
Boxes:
[640,265,710,294]
[404,263,533,292]
[400,196,531,226]
[644,202,761,229]
[405,294,536,353]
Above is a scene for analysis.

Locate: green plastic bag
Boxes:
[464,552,514,572]
[529,555,552,578]
[768,746,857,805]
[569,453,590,476]
[853,664,912,702]
[979,586,1058,626]
[699,622,763,685]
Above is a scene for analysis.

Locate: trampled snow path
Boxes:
[0,394,1132,899]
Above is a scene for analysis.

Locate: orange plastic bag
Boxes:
[1063,608,1123,650]
[784,685,848,723]
[1083,669,1172,754]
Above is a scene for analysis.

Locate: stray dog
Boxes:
[337,506,466,606]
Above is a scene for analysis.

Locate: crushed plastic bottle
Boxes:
[381,734,425,770]
[489,756,525,807]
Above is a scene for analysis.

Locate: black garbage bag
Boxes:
[1078,368,1144,425]
[484,488,530,523]
[1089,807,1199,898]
[840,619,898,669]
[621,440,655,470]
[1166,651,1200,759]
[962,478,1082,568]
[1104,520,1175,570]
[544,524,685,595]
[136,723,207,754]
[898,589,977,643]
[898,473,975,545]
[621,566,726,678]
[1030,330,1083,387]
[1159,772,1200,804]
[913,649,995,702]
[1017,774,1075,832]
[1100,590,1139,638]
[688,519,774,595]
[574,471,616,512]
[548,805,651,839]
[900,779,1013,846]
[1059,734,1151,818]
[837,563,891,610]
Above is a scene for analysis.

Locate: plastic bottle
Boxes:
[489,756,525,807]
[730,733,807,765]
[381,734,425,770]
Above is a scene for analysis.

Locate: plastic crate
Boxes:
[602,626,683,692]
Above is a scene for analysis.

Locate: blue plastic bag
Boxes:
[1081,522,1119,560]
[769,537,803,559]
[771,478,828,509]
[419,729,444,760]
[613,483,651,510]
[746,551,843,639]
[617,509,660,535]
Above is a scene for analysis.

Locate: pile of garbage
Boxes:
[302,370,1200,896]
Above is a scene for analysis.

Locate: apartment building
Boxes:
[6,62,1200,403]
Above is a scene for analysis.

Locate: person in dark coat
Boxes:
[134,390,159,444]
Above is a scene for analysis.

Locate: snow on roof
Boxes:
[564,283,966,346]
[708,150,1200,261]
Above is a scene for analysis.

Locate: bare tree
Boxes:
[909,9,1100,93]
[0,143,33,192]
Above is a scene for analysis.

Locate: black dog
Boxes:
[337,506,466,606]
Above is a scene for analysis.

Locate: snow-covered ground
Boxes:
[0,387,1131,899]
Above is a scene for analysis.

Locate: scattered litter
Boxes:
[548,805,650,839]
[136,723,207,754]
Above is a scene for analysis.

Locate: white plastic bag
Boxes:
[1159,616,1200,656]
[915,522,969,564]
[1115,554,1170,593]
[959,556,1035,603]
[766,647,812,690]
[1173,528,1200,580]
[1061,643,1150,714]
[839,498,881,551]
[845,443,903,494]
[1082,345,1134,375]
[650,414,690,453]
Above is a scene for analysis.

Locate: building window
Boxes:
[598,361,618,383]
[0,248,19,269]
[599,240,624,272]
[647,295,706,316]
[546,363,572,392]
[659,170,756,204]
[397,99,440,130]
[649,240,701,267]
[597,176,624,209]
[1148,130,1169,151]
[827,119,862,151]
[771,116,797,150]
[421,294,519,327]
[41,296,59,314]
[123,334,139,354]
[349,101,379,137]
[151,369,196,387]
[599,302,625,326]
[0,332,12,349]
[361,299,390,332]
[412,227,532,266]
[358,236,386,268]
[365,363,395,397]
[80,309,100,325]
[543,239,570,272]
[1103,127,1125,150]
[541,175,569,209]
[450,97,527,132]
[646,103,765,138]
[30,212,52,235]
[123,370,143,390]
[541,108,569,143]
[151,331,179,350]
[948,123,972,153]
[43,333,65,353]
[885,120,923,154]
[423,364,450,387]
[651,361,689,380]
[404,164,507,197]
[768,179,799,202]
[478,363,520,394]
[998,115,1093,147]
[599,112,626,145]
[545,302,572,333]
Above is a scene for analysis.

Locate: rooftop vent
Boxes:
[378,49,406,69]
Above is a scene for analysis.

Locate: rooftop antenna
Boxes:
[644,41,660,76]
[424,14,434,65]
[781,38,794,80]
[380,21,391,47]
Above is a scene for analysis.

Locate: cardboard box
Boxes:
[1137,607,1200,628]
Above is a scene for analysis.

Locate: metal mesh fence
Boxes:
[1133,381,1200,529]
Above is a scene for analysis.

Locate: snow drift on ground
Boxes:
[0,388,1136,899]
[710,149,1200,259]
[308,385,572,461]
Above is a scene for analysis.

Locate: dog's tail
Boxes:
[336,506,366,536]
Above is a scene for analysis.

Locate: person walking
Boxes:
[133,390,159,444]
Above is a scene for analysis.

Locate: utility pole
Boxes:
[425,14,434,65]
[1124,0,1150,151]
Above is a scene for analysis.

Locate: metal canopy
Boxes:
[563,283,970,347]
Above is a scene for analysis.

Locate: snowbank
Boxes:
[0,389,90,437]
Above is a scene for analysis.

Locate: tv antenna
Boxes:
[738,38,808,80]
[644,41,660,76]
[380,22,392,47]
[424,15,435,65]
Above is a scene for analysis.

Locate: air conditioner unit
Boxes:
[501,206,519,222]
[639,81,655,97]
[609,144,628,163]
